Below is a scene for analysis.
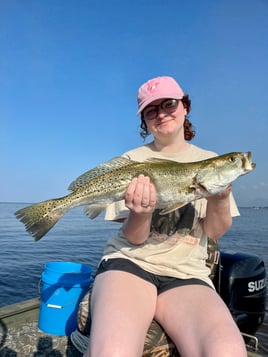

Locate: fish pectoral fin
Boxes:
[189,182,209,195]
[190,175,211,195]
[160,202,189,215]
[83,204,107,219]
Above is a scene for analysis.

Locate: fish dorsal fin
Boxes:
[68,157,135,191]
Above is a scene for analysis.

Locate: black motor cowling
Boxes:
[215,251,266,335]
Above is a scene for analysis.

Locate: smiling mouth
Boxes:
[156,118,173,126]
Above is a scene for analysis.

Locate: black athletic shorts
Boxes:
[95,258,211,295]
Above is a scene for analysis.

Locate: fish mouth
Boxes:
[244,152,256,171]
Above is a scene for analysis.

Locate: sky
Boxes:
[1,0,268,207]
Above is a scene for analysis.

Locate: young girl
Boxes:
[85,76,247,357]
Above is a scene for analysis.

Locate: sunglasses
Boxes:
[142,99,179,120]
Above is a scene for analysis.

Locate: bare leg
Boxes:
[155,285,247,357]
[85,270,157,357]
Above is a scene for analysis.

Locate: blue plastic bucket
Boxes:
[38,261,92,336]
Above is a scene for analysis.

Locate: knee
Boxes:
[204,334,247,357]
[87,342,142,357]
[209,344,247,357]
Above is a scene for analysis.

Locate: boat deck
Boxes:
[0,298,268,357]
[0,298,81,357]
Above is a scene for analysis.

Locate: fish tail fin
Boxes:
[15,199,67,241]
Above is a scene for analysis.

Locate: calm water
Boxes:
[0,202,267,308]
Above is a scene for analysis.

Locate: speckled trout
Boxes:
[15,152,255,241]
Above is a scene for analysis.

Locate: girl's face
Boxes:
[143,98,187,140]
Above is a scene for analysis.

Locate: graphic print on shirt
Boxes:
[149,203,200,246]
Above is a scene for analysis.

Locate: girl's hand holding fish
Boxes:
[122,175,157,245]
[124,174,157,214]
[207,184,232,201]
[204,184,233,239]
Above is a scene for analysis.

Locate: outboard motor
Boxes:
[216,251,266,335]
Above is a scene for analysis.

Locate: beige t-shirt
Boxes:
[102,144,239,288]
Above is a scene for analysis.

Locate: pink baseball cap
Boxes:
[136,76,184,115]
